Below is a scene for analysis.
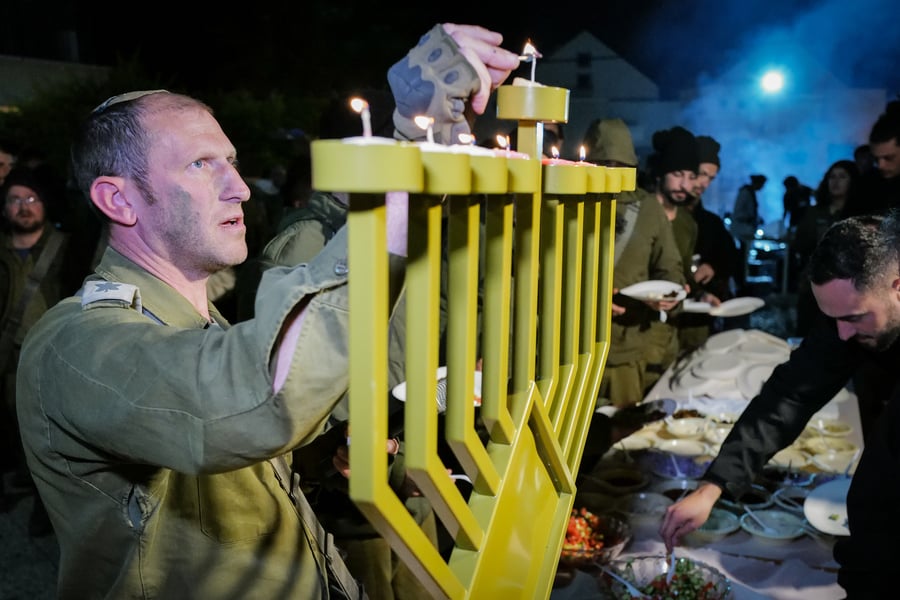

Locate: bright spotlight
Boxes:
[760,70,785,94]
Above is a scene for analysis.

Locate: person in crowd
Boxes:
[0,141,17,188]
[0,166,74,536]
[579,118,685,408]
[642,126,699,387]
[14,23,519,599]
[848,100,900,217]
[792,159,859,336]
[678,135,737,353]
[853,143,875,177]
[781,174,813,233]
[730,173,766,292]
[576,117,685,472]
[660,213,900,597]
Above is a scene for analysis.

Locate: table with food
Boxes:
[551,328,860,599]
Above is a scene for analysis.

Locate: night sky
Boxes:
[7,1,898,98]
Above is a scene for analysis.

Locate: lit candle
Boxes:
[414,115,435,144]
[349,97,372,138]
[541,146,577,166]
[492,133,530,159]
[519,40,542,83]
[457,132,476,145]
[579,145,587,162]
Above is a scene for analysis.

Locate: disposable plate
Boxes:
[804,478,850,536]
[619,280,687,302]
[709,297,765,317]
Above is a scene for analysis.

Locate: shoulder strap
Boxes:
[613,200,641,266]
[270,455,367,600]
[0,230,69,369]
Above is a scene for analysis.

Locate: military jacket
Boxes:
[16,229,352,599]
[608,189,685,364]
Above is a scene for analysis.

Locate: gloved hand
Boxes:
[388,23,519,144]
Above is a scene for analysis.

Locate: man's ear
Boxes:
[91,177,137,225]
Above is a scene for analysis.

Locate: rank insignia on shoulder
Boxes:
[81,280,143,312]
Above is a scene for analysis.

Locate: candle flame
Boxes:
[495,134,509,149]
[579,145,586,161]
[519,40,542,60]
[414,115,434,130]
[551,146,560,159]
[349,97,368,114]
[457,132,476,145]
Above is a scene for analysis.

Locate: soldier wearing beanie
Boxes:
[577,118,687,470]
[678,136,742,352]
[636,126,700,390]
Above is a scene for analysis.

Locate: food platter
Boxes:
[619,280,686,302]
[709,296,765,317]
[804,477,851,536]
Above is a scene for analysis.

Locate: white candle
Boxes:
[349,97,372,138]
[520,41,542,83]
[414,115,435,144]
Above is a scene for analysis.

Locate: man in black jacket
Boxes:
[660,213,900,597]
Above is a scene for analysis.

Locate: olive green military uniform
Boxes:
[0,225,70,493]
[599,189,685,407]
[262,190,437,600]
[644,206,697,390]
[17,230,353,599]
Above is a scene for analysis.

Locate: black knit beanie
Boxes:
[650,126,699,176]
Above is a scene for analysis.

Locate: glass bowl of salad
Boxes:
[599,555,732,599]
[559,508,632,569]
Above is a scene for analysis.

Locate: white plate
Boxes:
[804,478,851,536]
[746,329,793,351]
[737,362,780,400]
[703,329,746,353]
[736,338,791,360]
[391,366,482,410]
[683,299,712,313]
[619,280,686,302]
[691,354,745,380]
[709,297,765,317]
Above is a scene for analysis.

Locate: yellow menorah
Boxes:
[311,82,635,599]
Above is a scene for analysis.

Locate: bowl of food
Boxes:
[582,467,649,496]
[739,508,806,544]
[807,418,852,437]
[615,492,673,526]
[649,477,698,503]
[687,508,741,544]
[599,555,732,599]
[559,508,632,568]
[703,422,734,446]
[803,436,857,457]
[767,446,811,469]
[664,416,708,439]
